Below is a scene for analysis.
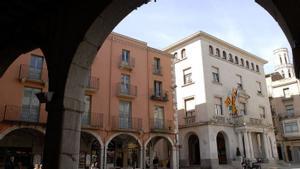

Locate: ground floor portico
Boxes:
[178,124,277,169]
[277,140,300,163]
[0,125,178,169]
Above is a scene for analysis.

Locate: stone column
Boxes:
[238,132,244,156]
[43,96,83,169]
[172,146,178,169]
[140,147,143,169]
[248,132,254,159]
[100,146,104,169]
[243,132,251,158]
[262,133,270,160]
[103,146,107,169]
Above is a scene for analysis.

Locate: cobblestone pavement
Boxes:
[261,162,300,169]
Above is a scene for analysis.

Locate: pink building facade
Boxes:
[0,33,178,169]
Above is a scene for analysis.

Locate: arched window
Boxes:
[279,55,282,64]
[216,48,220,57]
[246,61,249,68]
[234,56,239,64]
[256,65,260,72]
[174,52,178,59]
[181,49,186,59]
[229,54,233,62]
[240,58,244,66]
[285,56,288,64]
[251,63,254,70]
[222,51,227,60]
[209,45,214,55]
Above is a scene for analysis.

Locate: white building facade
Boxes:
[266,48,300,162]
[165,32,277,169]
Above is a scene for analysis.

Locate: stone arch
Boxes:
[216,131,230,164]
[0,126,45,140]
[145,134,174,148]
[105,133,142,169]
[105,132,142,147]
[145,134,175,169]
[81,130,104,149]
[187,133,200,165]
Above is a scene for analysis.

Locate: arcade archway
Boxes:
[188,134,200,165]
[217,132,228,164]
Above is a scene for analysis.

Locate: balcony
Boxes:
[233,116,263,127]
[116,83,137,99]
[85,76,99,92]
[81,112,103,129]
[184,115,196,125]
[150,118,174,133]
[18,64,47,84]
[152,65,162,75]
[150,89,168,102]
[119,57,135,71]
[0,105,46,124]
[111,116,142,131]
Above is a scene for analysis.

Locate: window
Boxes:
[229,54,233,62]
[235,56,239,64]
[122,49,130,63]
[257,81,262,95]
[236,74,243,89]
[222,51,227,60]
[240,58,244,66]
[29,55,43,80]
[21,87,41,122]
[209,45,214,55]
[216,48,220,57]
[286,105,294,117]
[82,95,91,125]
[119,101,131,128]
[256,65,260,72]
[121,74,130,94]
[214,97,223,115]
[282,70,285,78]
[288,70,291,78]
[174,52,178,60]
[181,49,186,59]
[153,57,161,74]
[240,103,246,115]
[279,55,282,64]
[285,56,288,64]
[284,122,298,133]
[154,106,164,129]
[183,68,192,85]
[259,106,265,118]
[212,67,220,83]
[185,97,195,116]
[246,61,249,69]
[154,80,162,97]
[283,88,290,97]
[251,63,255,70]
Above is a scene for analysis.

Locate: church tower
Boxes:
[273,48,294,78]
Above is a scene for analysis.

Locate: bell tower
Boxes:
[273,48,294,78]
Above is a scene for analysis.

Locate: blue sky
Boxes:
[113,0,291,73]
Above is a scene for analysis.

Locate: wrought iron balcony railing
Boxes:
[0,105,45,124]
[111,116,142,131]
[152,65,163,75]
[150,89,168,102]
[184,115,196,125]
[116,83,137,98]
[119,56,135,71]
[81,112,103,129]
[85,76,99,91]
[150,118,174,132]
[18,64,47,83]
